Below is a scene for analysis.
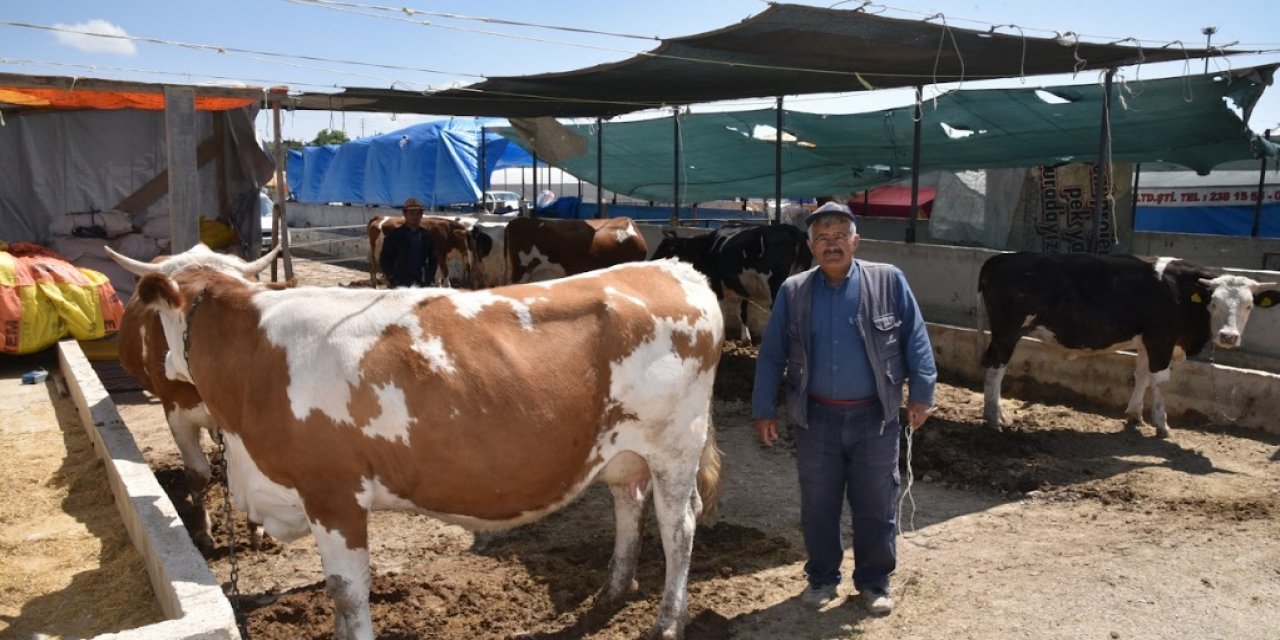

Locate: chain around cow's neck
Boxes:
[181,288,207,368]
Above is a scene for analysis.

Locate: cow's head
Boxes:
[106,243,280,381]
[133,272,196,383]
[1194,275,1280,348]
[651,232,711,264]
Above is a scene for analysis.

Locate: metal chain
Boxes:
[216,431,249,639]
[180,288,248,637]
[180,289,206,363]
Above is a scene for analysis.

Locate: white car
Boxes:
[480,191,523,214]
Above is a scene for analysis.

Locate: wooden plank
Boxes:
[212,114,229,221]
[271,93,294,281]
[164,87,200,252]
[113,135,220,215]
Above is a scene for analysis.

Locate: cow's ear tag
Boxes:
[1191,292,1203,304]
[1263,297,1274,308]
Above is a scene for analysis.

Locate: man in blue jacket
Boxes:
[380,197,439,289]
[752,201,937,615]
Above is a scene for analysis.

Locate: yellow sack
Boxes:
[200,215,239,250]
[0,247,125,355]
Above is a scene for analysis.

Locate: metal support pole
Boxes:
[478,125,487,210]
[907,85,923,244]
[596,117,604,218]
[672,108,681,226]
[1091,69,1116,254]
[1202,27,1217,74]
[532,152,539,212]
[1130,163,1142,233]
[774,96,784,225]
[1253,130,1270,238]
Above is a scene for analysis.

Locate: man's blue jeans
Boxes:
[795,399,900,591]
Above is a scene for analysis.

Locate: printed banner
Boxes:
[1136,186,1280,207]
[1032,163,1116,254]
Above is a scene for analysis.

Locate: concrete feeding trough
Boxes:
[57,339,240,640]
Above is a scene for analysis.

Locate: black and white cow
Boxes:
[978,252,1279,437]
[652,222,812,341]
[458,218,509,289]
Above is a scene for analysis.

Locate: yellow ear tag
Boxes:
[1263,298,1273,308]
[1191,292,1203,304]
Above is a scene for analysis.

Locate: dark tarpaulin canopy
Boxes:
[286,3,1222,118]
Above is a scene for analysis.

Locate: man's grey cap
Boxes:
[804,201,856,226]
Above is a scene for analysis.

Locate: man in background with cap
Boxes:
[380,197,439,288]
[751,201,937,615]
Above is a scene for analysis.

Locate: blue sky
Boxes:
[3,0,1278,145]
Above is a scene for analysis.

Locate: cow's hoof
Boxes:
[1155,427,1171,439]
[642,624,684,640]
[192,533,215,555]
[248,527,271,551]
[1123,416,1145,430]
[590,581,638,617]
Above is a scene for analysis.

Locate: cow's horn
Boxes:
[243,245,281,276]
[1253,281,1277,290]
[103,245,163,276]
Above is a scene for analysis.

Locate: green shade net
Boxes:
[498,69,1271,203]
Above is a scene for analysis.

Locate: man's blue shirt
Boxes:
[752,262,936,420]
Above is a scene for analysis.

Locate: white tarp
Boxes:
[0,106,272,298]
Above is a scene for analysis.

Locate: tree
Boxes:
[263,139,305,158]
[310,128,350,146]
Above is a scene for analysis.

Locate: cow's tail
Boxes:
[696,419,722,521]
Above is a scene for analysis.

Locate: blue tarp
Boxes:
[1135,204,1280,237]
[285,119,531,206]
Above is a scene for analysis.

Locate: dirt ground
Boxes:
[34,255,1280,639]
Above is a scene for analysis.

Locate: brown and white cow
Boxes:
[130,250,723,640]
[505,216,648,284]
[367,215,475,288]
[107,243,280,552]
[978,252,1279,437]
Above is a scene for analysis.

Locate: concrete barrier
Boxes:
[930,323,1280,436]
[57,340,239,640]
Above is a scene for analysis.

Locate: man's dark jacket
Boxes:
[380,224,439,288]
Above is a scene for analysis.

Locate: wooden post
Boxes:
[212,114,229,221]
[774,96,784,225]
[271,90,293,281]
[163,87,200,253]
